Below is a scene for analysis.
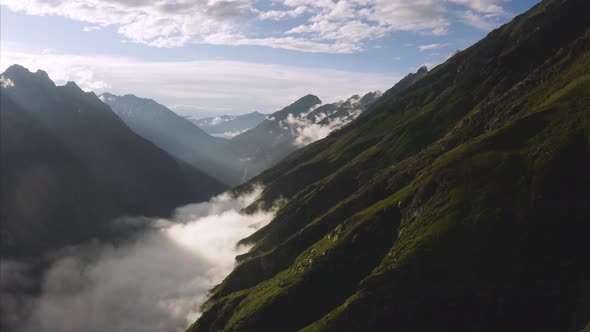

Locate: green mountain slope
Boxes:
[189,0,590,331]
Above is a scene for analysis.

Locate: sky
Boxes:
[0,0,540,117]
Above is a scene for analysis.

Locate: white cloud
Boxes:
[449,0,512,29]
[1,0,256,48]
[282,0,451,48]
[283,93,377,146]
[288,112,358,146]
[1,187,279,332]
[210,117,224,125]
[418,43,448,52]
[40,48,57,54]
[459,10,508,30]
[1,0,512,53]
[206,34,362,53]
[0,46,398,116]
[449,0,509,14]
[211,129,249,139]
[258,6,307,20]
[0,75,15,88]
[82,26,102,32]
[446,49,461,59]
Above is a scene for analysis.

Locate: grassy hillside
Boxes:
[188,0,590,330]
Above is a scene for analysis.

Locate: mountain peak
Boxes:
[2,64,56,88]
[294,94,322,108]
[271,94,322,120]
[360,91,382,106]
[3,64,29,75]
[299,94,322,104]
[417,65,428,74]
[4,64,53,83]
[58,81,104,105]
[100,93,157,108]
[35,69,51,81]
[63,81,84,93]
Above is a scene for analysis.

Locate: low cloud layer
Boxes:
[1,187,277,332]
[212,129,249,139]
[286,110,360,146]
[279,94,372,147]
[0,75,15,88]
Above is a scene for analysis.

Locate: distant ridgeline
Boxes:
[186,112,268,139]
[188,0,590,331]
[101,90,382,186]
[99,92,245,186]
[228,91,382,180]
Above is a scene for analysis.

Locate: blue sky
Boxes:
[0,0,539,117]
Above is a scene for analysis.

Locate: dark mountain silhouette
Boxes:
[0,66,226,256]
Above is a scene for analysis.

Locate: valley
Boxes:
[1,0,589,331]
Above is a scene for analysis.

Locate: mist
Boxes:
[0,186,276,332]
[285,105,363,147]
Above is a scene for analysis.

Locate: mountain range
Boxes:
[230,91,382,179]
[0,67,226,256]
[187,112,268,138]
[99,93,244,186]
[2,0,589,329]
[100,91,382,185]
[0,66,383,256]
[188,0,590,330]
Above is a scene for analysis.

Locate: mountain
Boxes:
[306,91,382,126]
[99,93,243,186]
[0,67,226,256]
[188,112,268,138]
[228,94,321,179]
[188,0,590,331]
[1,93,110,256]
[229,92,381,179]
[102,92,378,185]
